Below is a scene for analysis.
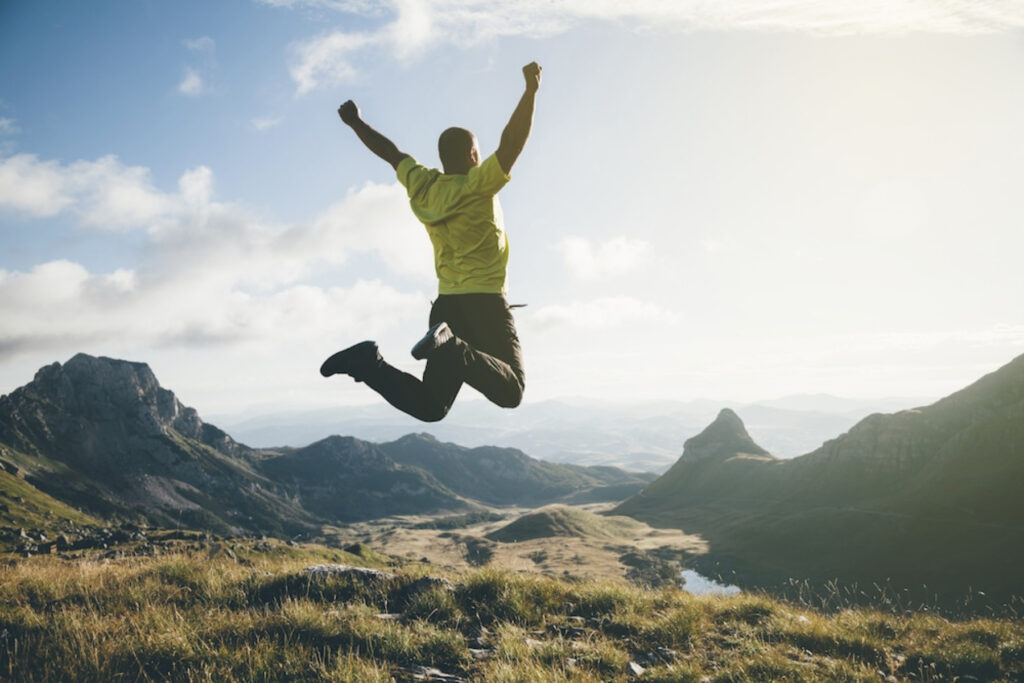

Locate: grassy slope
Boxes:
[1,539,1021,682]
[486,505,645,543]
[615,361,1024,599]
[0,467,100,537]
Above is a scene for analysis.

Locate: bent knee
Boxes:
[420,403,451,423]
[496,382,524,409]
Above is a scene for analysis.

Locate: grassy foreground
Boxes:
[1,539,1022,682]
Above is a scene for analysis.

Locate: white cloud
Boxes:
[0,151,434,358]
[0,118,18,135]
[0,153,173,229]
[178,37,215,96]
[279,0,1024,93]
[387,0,435,59]
[557,236,650,280]
[178,67,205,96]
[529,296,679,331]
[548,0,1024,34]
[290,30,379,95]
[0,154,75,217]
[0,257,422,358]
[71,156,173,229]
[309,182,435,281]
[0,150,429,278]
[184,36,215,52]
[177,166,214,206]
[251,116,283,131]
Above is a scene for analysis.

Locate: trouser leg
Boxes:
[435,294,525,409]
[360,348,462,422]
[359,294,525,422]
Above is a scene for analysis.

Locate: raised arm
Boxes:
[496,62,542,175]
[338,100,409,170]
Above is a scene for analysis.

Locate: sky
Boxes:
[1,0,1023,419]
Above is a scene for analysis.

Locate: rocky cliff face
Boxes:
[0,354,304,534]
[0,353,245,466]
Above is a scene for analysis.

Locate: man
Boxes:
[320,62,542,422]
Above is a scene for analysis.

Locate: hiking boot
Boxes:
[320,341,381,379]
[411,322,454,360]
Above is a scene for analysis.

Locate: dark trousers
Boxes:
[362,294,525,422]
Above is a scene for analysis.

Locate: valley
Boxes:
[321,503,707,588]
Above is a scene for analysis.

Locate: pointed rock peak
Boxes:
[712,407,743,429]
[695,408,752,442]
[678,408,770,463]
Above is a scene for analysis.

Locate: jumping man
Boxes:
[320,62,542,422]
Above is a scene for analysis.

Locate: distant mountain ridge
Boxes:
[214,394,925,472]
[0,354,653,536]
[616,353,1024,598]
[378,433,653,507]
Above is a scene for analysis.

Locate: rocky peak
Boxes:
[30,354,170,427]
[677,408,770,464]
[5,353,243,459]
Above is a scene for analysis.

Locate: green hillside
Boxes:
[486,505,644,543]
[1,537,1021,681]
[616,354,1024,602]
[0,462,99,540]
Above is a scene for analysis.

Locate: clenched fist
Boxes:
[337,100,361,126]
[522,62,542,92]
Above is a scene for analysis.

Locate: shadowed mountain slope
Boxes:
[378,433,655,507]
[260,436,466,520]
[616,353,1024,598]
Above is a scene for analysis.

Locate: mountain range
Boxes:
[212,394,927,473]
[615,352,1024,599]
[0,354,653,536]
[3,350,1021,603]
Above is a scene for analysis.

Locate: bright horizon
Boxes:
[2,1,1023,417]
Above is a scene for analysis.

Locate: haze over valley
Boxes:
[213,392,932,473]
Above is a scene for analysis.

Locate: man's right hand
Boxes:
[522,62,542,92]
[338,100,361,126]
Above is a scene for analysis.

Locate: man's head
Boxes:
[438,127,480,174]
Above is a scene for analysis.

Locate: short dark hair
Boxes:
[438,127,474,170]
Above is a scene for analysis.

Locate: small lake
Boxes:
[680,569,741,596]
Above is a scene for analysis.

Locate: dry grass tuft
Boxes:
[1,541,1022,682]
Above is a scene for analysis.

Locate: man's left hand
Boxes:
[523,62,542,92]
